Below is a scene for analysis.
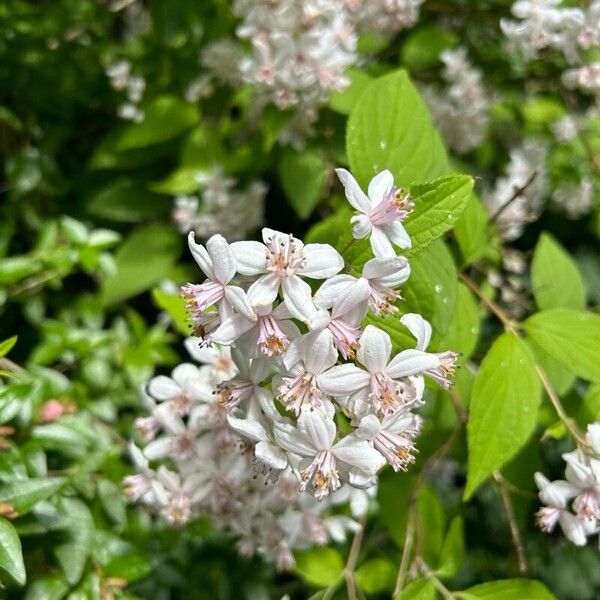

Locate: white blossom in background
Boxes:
[422,47,490,154]
[171,167,266,242]
[483,139,548,241]
[349,0,425,34]
[536,423,600,546]
[106,58,146,122]
[552,115,579,144]
[127,167,457,569]
[552,177,596,219]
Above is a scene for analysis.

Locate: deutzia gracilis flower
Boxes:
[336,168,413,257]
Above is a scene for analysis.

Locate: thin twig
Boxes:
[392,511,414,598]
[493,472,529,574]
[344,515,367,600]
[489,171,538,223]
[417,559,458,600]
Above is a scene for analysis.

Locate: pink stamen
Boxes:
[258,314,290,356]
[369,372,410,415]
[424,352,459,389]
[216,379,255,412]
[368,282,401,316]
[181,281,225,313]
[368,187,414,226]
[299,450,340,500]
[536,507,561,533]
[265,233,306,276]
[373,430,416,472]
[279,372,323,415]
[327,318,361,359]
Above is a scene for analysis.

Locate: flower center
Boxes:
[369,372,410,415]
[300,450,340,500]
[258,314,290,356]
[373,430,417,472]
[368,187,414,226]
[164,491,191,526]
[327,318,361,360]
[181,281,225,313]
[368,281,401,316]
[535,507,561,533]
[171,392,192,416]
[278,372,323,415]
[265,233,306,276]
[215,379,255,411]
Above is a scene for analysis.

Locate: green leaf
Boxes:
[0,517,25,585]
[105,554,152,582]
[464,578,555,599]
[0,256,43,286]
[0,336,17,358]
[529,341,575,397]
[578,382,600,427]
[401,25,458,70]
[347,69,450,189]
[436,517,465,578]
[454,193,491,266]
[115,96,199,151]
[97,480,126,527]
[295,547,344,587]
[417,485,446,565]
[54,497,94,586]
[0,477,65,513]
[152,288,190,335]
[397,578,436,600]
[355,558,395,594]
[150,166,203,195]
[87,179,170,223]
[531,233,586,310]
[406,175,473,255]
[465,334,541,499]
[329,68,373,115]
[279,149,327,220]
[436,283,480,359]
[101,224,182,306]
[523,309,600,382]
[24,574,69,600]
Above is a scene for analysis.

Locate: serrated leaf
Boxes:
[465,334,541,498]
[531,233,586,310]
[523,309,600,382]
[295,547,343,587]
[0,517,25,585]
[406,175,473,254]
[101,224,182,306]
[279,149,327,220]
[0,477,65,513]
[347,69,450,189]
[464,578,555,599]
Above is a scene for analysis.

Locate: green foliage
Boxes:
[466,334,541,498]
[464,578,555,599]
[0,518,26,586]
[295,547,344,587]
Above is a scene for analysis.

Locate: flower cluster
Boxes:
[535,424,600,546]
[422,47,490,154]
[127,167,457,567]
[349,0,425,34]
[106,59,146,123]
[172,166,266,241]
[483,139,548,241]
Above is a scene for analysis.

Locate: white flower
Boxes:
[278,330,338,415]
[274,408,385,499]
[184,339,237,380]
[335,169,413,257]
[231,228,343,321]
[183,233,255,336]
[319,325,438,415]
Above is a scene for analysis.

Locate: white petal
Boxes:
[333,435,386,474]
[400,313,432,351]
[171,363,201,388]
[282,275,317,323]
[351,214,372,239]
[206,234,236,283]
[331,278,371,318]
[227,414,267,442]
[383,221,412,250]
[224,285,256,320]
[274,422,315,456]
[249,357,272,384]
[248,273,281,306]
[143,436,171,460]
[303,329,338,375]
[318,364,371,397]
[370,226,396,257]
[367,170,394,206]
[256,440,288,470]
[298,409,336,450]
[587,423,600,454]
[187,232,215,280]
[357,325,392,373]
[210,314,255,345]
[147,375,180,400]
[184,338,216,363]
[301,244,344,279]
[363,256,409,282]
[559,512,589,546]
[313,275,356,309]
[356,414,382,440]
[385,350,440,379]
[230,240,267,275]
[335,168,371,212]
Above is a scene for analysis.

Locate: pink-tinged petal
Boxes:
[210,314,255,345]
[313,275,357,309]
[143,436,171,460]
[256,440,288,470]
[206,234,236,283]
[156,466,180,491]
[400,313,432,351]
[357,325,392,373]
[351,214,372,239]
[318,363,370,396]
[274,422,315,456]
[335,168,371,212]
[301,244,344,279]
[188,232,215,280]
[224,285,255,320]
[333,435,386,474]
[363,256,409,281]
[369,226,395,257]
[227,415,267,442]
[558,512,589,546]
[282,275,317,322]
[298,409,336,450]
[148,375,180,400]
[303,329,338,375]
[385,349,440,379]
[230,240,268,275]
[154,404,185,434]
[367,170,394,206]
[248,273,281,306]
[383,221,412,250]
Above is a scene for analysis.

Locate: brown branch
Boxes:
[489,170,538,223]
